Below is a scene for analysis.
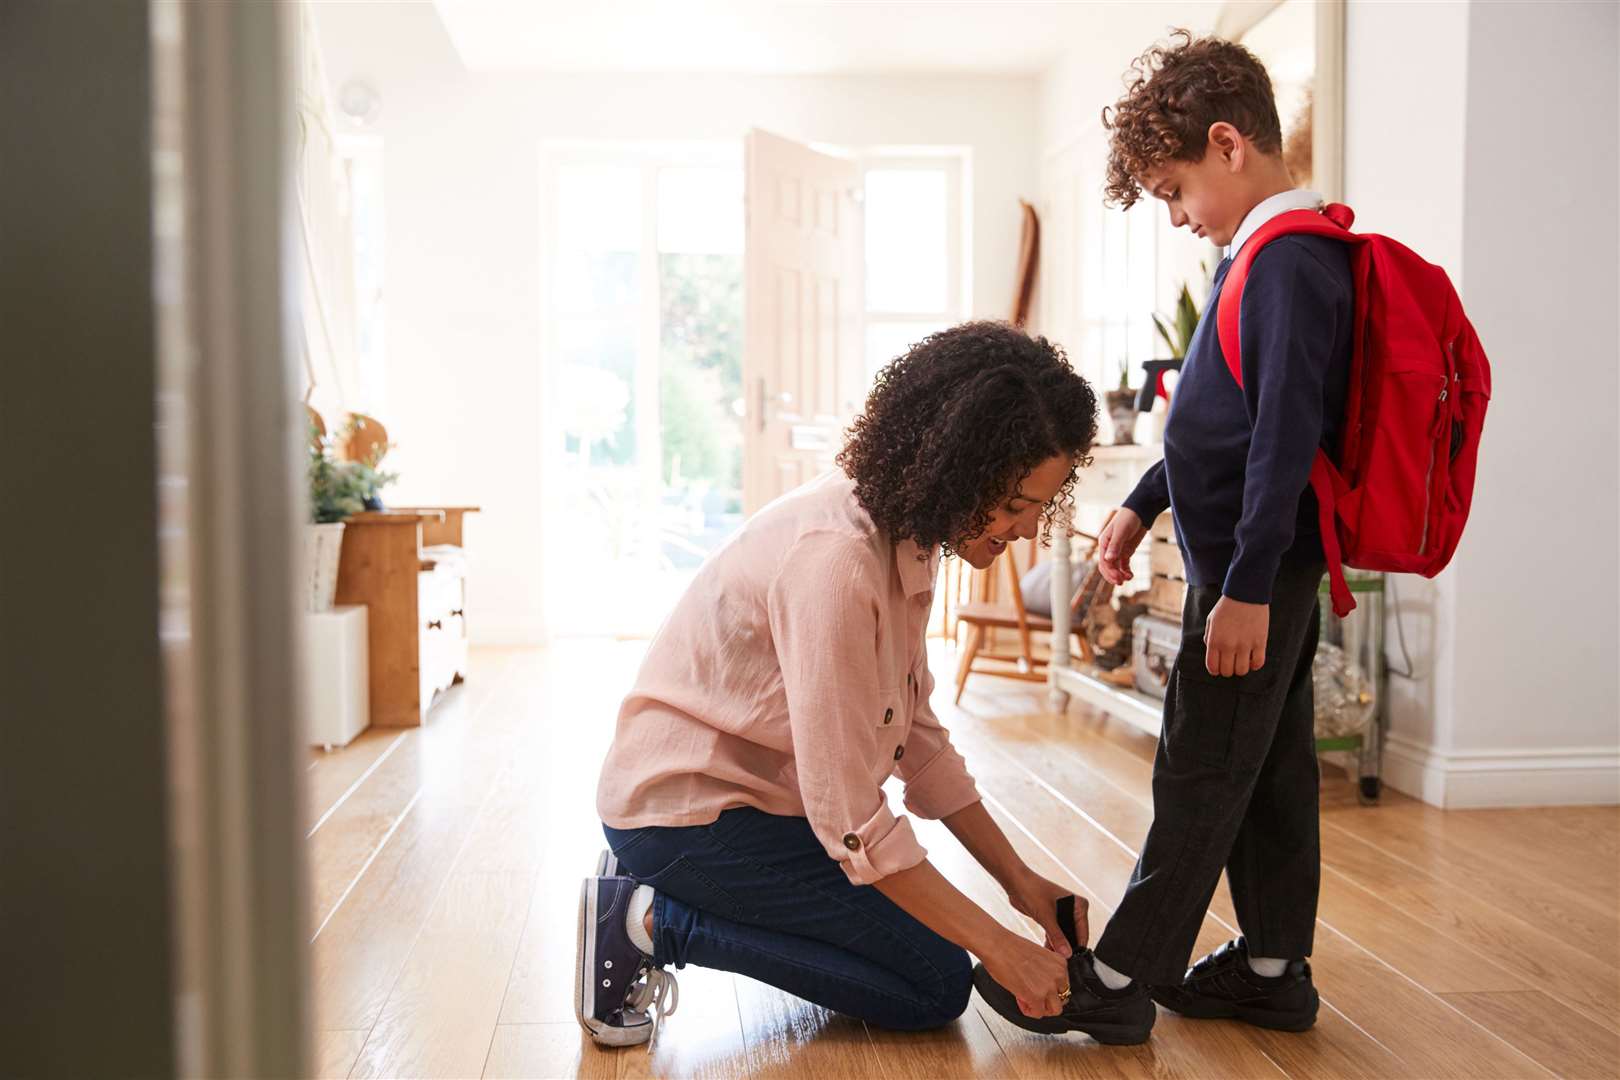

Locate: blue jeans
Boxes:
[602,807,972,1031]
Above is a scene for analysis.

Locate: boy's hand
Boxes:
[1205,596,1269,676]
[1096,508,1146,586]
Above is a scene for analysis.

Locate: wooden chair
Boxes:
[952,533,1104,704]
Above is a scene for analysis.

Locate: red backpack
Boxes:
[1215,202,1491,617]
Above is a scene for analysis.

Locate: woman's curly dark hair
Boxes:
[836,321,1098,558]
[1103,29,1282,209]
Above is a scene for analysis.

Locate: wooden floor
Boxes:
[305,643,1620,1079]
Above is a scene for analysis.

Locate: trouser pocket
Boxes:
[1169,656,1279,769]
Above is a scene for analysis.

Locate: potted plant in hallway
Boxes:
[305,419,395,611]
[1107,360,1138,445]
[1152,276,1203,363]
[1139,269,1209,441]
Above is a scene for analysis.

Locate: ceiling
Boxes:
[429,0,1222,77]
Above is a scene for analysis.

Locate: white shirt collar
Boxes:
[1228,189,1325,257]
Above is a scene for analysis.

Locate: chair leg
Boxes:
[954,624,983,704]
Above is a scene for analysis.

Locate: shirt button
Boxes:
[882,707,894,725]
[843,833,862,851]
[894,745,905,761]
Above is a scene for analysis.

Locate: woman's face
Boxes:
[956,454,1074,570]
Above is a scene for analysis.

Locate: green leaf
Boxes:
[1176,284,1199,352]
[1152,314,1179,357]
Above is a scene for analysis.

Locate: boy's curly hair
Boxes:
[1103,29,1282,208]
[836,321,1098,558]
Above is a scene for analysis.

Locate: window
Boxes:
[540,144,745,637]
[861,154,969,386]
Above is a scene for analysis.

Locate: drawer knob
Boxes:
[426,619,442,630]
[450,608,464,618]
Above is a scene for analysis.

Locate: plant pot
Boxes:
[1106,388,1138,445]
[304,522,347,612]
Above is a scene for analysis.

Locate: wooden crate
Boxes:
[1147,575,1187,622]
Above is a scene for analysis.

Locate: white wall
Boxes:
[1348,0,1619,807]
[1342,0,1470,799]
[1448,0,1619,802]
[310,1,1041,643]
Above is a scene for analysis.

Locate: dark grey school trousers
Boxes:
[1095,550,1326,985]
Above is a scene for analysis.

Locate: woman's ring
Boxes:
[1058,986,1072,1001]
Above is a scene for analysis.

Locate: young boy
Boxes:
[973,31,1349,1040]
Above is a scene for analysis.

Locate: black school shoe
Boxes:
[575,875,679,1048]
[972,949,1156,1045]
[1151,938,1319,1032]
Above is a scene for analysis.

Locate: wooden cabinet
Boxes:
[333,507,478,727]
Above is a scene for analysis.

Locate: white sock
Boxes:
[625,885,655,957]
[1249,955,1289,978]
[1093,956,1133,990]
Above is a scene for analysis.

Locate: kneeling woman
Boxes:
[580,323,1098,1046]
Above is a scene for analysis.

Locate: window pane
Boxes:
[556,164,640,253]
[554,250,638,314]
[556,317,637,466]
[865,169,947,313]
[865,321,947,386]
[658,167,742,255]
[659,251,744,567]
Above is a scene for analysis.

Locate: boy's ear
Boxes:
[1207,121,1246,173]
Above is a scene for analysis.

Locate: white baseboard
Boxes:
[468,615,549,647]
[1382,734,1620,808]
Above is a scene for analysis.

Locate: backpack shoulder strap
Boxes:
[1214,202,1356,388]
[1214,202,1361,617]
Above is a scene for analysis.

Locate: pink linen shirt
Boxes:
[596,470,982,886]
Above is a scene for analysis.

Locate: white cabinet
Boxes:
[303,604,369,749]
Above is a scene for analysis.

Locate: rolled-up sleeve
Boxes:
[766,532,929,886]
[898,656,981,820]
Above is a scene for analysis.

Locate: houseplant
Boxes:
[1140,266,1211,441]
[1152,278,1203,361]
[305,420,396,611]
[1106,360,1138,445]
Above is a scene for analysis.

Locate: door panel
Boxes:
[744,129,864,512]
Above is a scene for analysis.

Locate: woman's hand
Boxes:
[979,929,1073,1018]
[1007,869,1087,957]
[1097,508,1146,586]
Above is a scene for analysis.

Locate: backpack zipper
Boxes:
[1420,346,1461,554]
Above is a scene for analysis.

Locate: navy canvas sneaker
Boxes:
[575,875,678,1048]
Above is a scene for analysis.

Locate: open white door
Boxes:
[743,129,865,512]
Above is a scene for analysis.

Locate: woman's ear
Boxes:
[1207,121,1245,172]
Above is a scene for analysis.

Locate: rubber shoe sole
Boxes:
[1150,984,1319,1032]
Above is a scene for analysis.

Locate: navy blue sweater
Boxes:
[1123,234,1353,604]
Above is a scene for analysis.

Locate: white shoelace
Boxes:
[624,965,680,1052]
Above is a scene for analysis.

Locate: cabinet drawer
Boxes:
[1076,463,1138,507]
[1076,447,1162,509]
[417,568,464,625]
